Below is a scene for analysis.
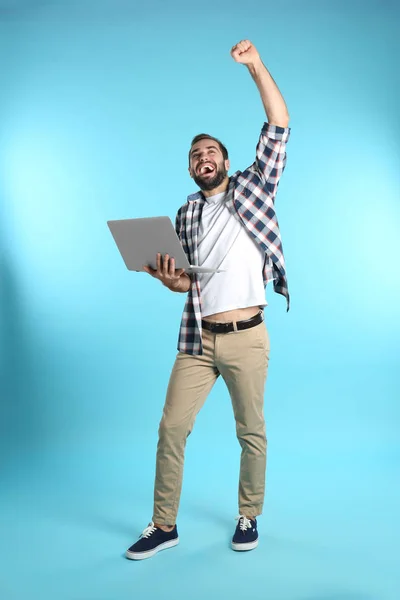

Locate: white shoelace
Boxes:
[140,521,157,539]
[235,515,252,532]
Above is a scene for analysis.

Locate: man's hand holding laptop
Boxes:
[143,253,191,293]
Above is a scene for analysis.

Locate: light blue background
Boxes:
[1,1,399,599]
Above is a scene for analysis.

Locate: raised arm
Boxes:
[230,40,289,127]
[231,40,290,195]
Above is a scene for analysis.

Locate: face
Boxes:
[189,138,230,192]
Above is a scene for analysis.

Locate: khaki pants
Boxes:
[152,317,270,525]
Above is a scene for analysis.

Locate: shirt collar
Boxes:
[187,190,205,203]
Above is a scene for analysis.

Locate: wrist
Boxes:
[247,57,263,76]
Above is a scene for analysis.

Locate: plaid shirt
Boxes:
[175,122,291,356]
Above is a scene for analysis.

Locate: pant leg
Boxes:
[153,330,219,525]
[216,320,270,517]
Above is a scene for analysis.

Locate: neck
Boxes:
[202,176,229,198]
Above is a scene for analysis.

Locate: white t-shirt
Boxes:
[197,191,267,317]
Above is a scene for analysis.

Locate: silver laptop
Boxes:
[107,216,225,274]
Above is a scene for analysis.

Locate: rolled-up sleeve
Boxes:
[254,122,291,199]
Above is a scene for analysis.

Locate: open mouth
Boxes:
[198,163,216,176]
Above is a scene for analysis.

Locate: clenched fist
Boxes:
[231,40,260,66]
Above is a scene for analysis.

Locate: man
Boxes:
[126,40,290,560]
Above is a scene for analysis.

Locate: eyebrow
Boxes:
[191,145,219,156]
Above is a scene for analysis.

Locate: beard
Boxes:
[193,163,228,192]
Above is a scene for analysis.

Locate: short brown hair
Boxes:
[189,134,229,165]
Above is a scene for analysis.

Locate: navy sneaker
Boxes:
[126,522,179,560]
[231,515,259,551]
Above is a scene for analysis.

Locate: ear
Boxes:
[188,166,194,179]
[225,159,230,172]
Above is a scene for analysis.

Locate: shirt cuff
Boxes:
[262,122,291,142]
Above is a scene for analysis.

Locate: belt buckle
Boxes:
[209,321,232,333]
[206,321,218,333]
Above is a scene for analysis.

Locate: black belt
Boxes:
[201,310,263,334]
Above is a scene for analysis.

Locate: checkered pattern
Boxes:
[175,122,290,356]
